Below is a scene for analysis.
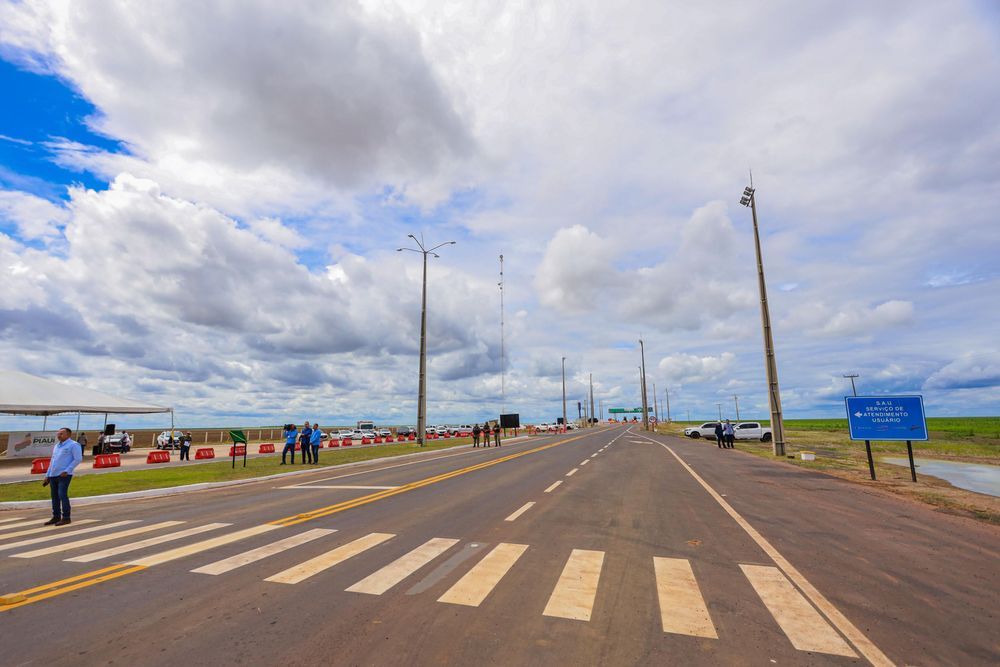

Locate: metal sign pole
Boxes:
[906,440,917,482]
[865,440,876,480]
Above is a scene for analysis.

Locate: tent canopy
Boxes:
[0,370,172,416]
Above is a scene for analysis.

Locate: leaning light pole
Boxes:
[739,183,786,456]
[639,339,650,430]
[398,234,456,446]
[589,373,596,428]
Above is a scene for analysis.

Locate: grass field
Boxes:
[0,438,475,502]
[659,417,999,524]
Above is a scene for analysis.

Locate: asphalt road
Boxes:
[0,426,996,666]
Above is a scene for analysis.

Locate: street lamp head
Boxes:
[743,186,754,196]
[396,248,404,252]
[408,234,416,240]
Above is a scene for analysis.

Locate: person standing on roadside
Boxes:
[78,432,88,456]
[723,420,735,449]
[43,427,82,526]
[472,424,481,448]
[714,422,725,448]
[281,423,298,465]
[179,431,193,461]
[299,422,313,464]
[310,423,322,464]
[493,423,501,447]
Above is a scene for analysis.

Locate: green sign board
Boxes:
[608,407,652,414]
[229,430,248,444]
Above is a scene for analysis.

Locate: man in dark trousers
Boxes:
[493,423,501,447]
[472,424,481,448]
[179,431,193,461]
[299,421,313,464]
[281,424,298,464]
[714,422,725,448]
[43,427,82,526]
[309,423,322,464]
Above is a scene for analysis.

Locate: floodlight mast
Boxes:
[397,235,457,446]
[739,185,786,456]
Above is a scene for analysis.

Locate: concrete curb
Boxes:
[0,436,532,510]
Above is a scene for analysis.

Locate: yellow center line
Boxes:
[270,429,606,527]
[0,428,610,612]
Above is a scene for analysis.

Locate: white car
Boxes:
[351,429,377,440]
[335,430,354,439]
[156,430,186,449]
[377,429,392,438]
[683,423,720,439]
[734,422,773,442]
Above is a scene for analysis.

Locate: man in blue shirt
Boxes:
[43,427,82,526]
[281,424,298,465]
[299,422,313,464]
[309,423,322,464]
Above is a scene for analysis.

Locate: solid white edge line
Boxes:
[631,429,893,667]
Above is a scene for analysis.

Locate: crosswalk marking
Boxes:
[741,564,856,657]
[346,537,459,595]
[544,481,562,493]
[0,519,99,542]
[0,521,133,553]
[543,549,604,621]
[505,502,535,522]
[438,543,528,607]
[653,556,718,638]
[265,532,394,584]
[126,525,282,567]
[0,517,30,528]
[566,468,578,477]
[67,523,231,563]
[192,528,335,575]
[11,521,185,558]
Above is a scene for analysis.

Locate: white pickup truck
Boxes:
[684,421,772,442]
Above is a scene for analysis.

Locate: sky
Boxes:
[1,0,999,431]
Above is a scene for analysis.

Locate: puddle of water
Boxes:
[882,458,1000,497]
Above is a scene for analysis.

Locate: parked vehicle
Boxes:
[100,433,131,453]
[335,430,354,439]
[396,426,416,437]
[734,422,773,442]
[356,420,375,431]
[683,422,720,439]
[377,428,392,438]
[351,429,377,440]
[156,430,186,449]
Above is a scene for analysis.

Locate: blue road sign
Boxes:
[845,395,928,441]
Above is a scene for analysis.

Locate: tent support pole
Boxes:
[75,412,81,432]
[43,415,47,430]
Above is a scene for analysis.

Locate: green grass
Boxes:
[0,439,475,502]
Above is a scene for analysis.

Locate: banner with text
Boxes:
[5,431,58,459]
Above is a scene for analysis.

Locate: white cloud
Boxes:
[658,352,736,384]
[924,352,1000,391]
[783,300,914,338]
[0,189,69,239]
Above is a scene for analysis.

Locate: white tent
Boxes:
[0,370,171,416]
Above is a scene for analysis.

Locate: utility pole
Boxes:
[665,387,672,422]
[843,373,859,396]
[739,182,786,456]
[639,339,650,430]
[733,395,740,421]
[589,373,596,428]
[717,403,723,421]
[561,357,567,431]
[653,383,659,424]
[499,253,505,416]
[398,234,456,446]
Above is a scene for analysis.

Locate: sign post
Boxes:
[845,395,927,482]
[229,430,248,469]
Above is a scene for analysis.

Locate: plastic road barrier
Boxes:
[30,457,51,474]
[93,454,121,469]
[146,450,170,464]
[195,448,215,460]
[228,445,247,457]
[258,443,275,454]
[342,437,352,447]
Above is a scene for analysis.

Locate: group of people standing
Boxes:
[281,421,323,465]
[472,423,500,448]
[714,420,736,448]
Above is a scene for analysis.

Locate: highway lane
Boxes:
[0,425,996,665]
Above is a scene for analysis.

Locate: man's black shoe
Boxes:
[55,519,71,526]
[44,518,60,525]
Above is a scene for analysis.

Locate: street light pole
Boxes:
[561,357,567,431]
[639,339,650,431]
[843,373,859,397]
[653,383,659,425]
[665,387,672,422]
[733,395,740,421]
[589,373,595,428]
[739,183,786,456]
[717,403,722,421]
[398,235,456,446]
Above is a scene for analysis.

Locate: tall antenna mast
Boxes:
[499,253,505,415]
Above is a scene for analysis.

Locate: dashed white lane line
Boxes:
[543,549,605,621]
[438,543,529,607]
[265,532,395,584]
[742,564,856,657]
[505,502,536,522]
[11,521,185,558]
[566,468,579,477]
[654,556,718,638]
[580,460,590,466]
[544,481,563,493]
[192,528,335,575]
[347,537,460,595]
[590,453,599,458]
[67,523,231,563]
